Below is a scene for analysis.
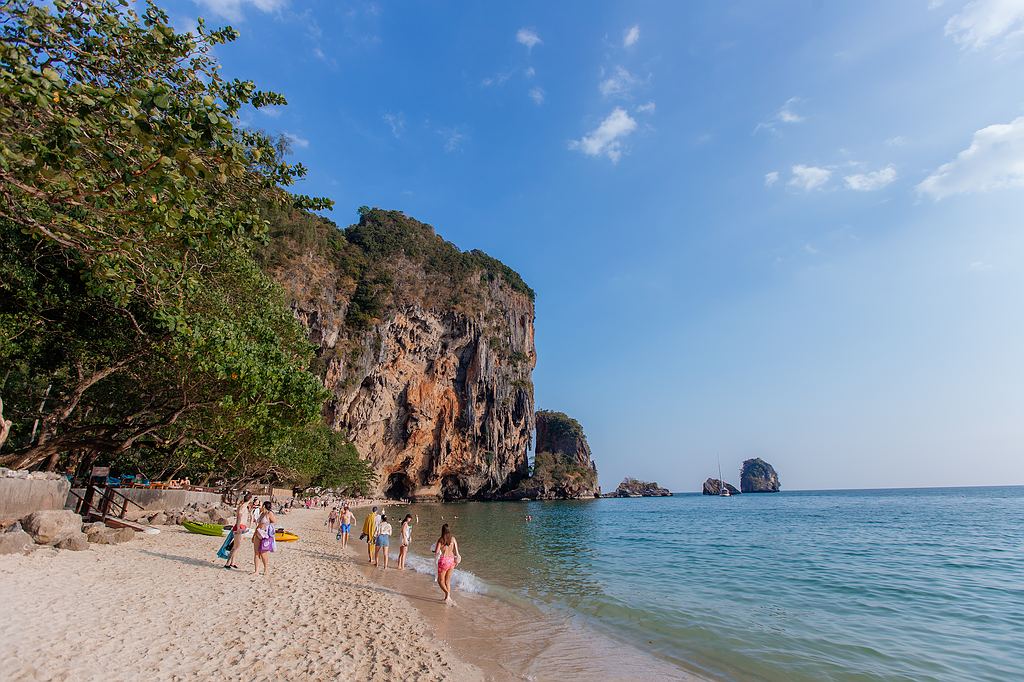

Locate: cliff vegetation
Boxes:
[0,0,373,492]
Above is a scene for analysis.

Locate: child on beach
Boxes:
[253,501,277,576]
[374,514,393,569]
[338,505,354,547]
[398,514,413,569]
[432,523,462,606]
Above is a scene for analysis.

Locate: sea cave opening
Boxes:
[385,472,414,501]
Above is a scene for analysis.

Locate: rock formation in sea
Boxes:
[265,207,535,501]
[740,458,781,493]
[701,478,740,495]
[497,410,600,500]
[607,478,672,497]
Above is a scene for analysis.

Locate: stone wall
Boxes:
[0,476,71,520]
[67,488,224,511]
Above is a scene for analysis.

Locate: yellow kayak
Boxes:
[275,530,299,542]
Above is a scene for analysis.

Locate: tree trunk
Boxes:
[0,396,12,452]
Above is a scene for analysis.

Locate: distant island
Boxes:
[604,478,672,497]
[702,458,781,494]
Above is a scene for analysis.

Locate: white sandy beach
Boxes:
[0,508,483,681]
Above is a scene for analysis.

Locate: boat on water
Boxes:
[718,458,731,497]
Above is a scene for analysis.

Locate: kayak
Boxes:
[182,521,226,536]
[275,530,299,542]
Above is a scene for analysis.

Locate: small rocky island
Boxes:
[499,410,600,500]
[740,458,781,493]
[606,478,672,497]
[702,478,740,495]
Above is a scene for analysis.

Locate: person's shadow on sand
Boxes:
[139,549,223,569]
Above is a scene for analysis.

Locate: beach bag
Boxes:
[259,535,273,553]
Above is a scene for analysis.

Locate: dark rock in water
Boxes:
[608,478,671,497]
[740,458,780,493]
[494,410,600,500]
[702,478,740,495]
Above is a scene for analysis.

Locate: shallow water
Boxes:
[383,486,1024,681]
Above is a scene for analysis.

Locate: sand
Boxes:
[0,508,483,681]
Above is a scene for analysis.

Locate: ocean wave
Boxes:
[403,552,489,595]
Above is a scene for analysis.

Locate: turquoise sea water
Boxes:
[397,487,1024,680]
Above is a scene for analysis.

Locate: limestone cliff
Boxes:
[263,207,535,500]
[498,410,599,499]
[740,458,781,493]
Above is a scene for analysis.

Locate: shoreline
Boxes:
[1,503,703,680]
[346,503,700,680]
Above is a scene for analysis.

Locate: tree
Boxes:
[0,0,336,482]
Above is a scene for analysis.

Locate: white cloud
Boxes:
[516,27,542,50]
[636,101,656,114]
[599,65,641,97]
[917,115,1024,199]
[192,0,287,22]
[788,164,831,191]
[764,171,780,187]
[968,260,994,271]
[481,71,512,87]
[258,105,283,118]
[623,24,640,47]
[755,97,805,133]
[525,67,536,78]
[438,127,466,153]
[885,135,908,147]
[803,243,820,255]
[528,87,545,105]
[569,107,638,163]
[383,112,405,138]
[844,165,897,191]
[945,0,1024,50]
[283,132,309,149]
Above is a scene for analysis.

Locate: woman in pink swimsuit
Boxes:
[432,523,461,605]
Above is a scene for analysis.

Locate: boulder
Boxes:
[21,510,83,545]
[207,508,233,524]
[702,478,741,495]
[148,512,168,526]
[88,526,136,544]
[55,532,90,551]
[0,529,34,555]
[740,458,781,493]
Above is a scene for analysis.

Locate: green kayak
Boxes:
[182,521,226,536]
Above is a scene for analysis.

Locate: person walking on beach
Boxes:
[253,501,277,576]
[374,514,393,569]
[432,523,462,605]
[398,514,413,570]
[361,506,378,562]
[327,507,338,532]
[338,505,354,547]
[224,494,253,569]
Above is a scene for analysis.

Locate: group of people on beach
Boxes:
[221,494,277,575]
[356,506,462,605]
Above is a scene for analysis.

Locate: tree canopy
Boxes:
[0,0,371,492]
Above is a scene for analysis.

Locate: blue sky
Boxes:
[165,0,1024,491]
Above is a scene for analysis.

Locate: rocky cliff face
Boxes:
[740,458,780,493]
[702,478,740,495]
[264,208,535,500]
[499,410,599,499]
